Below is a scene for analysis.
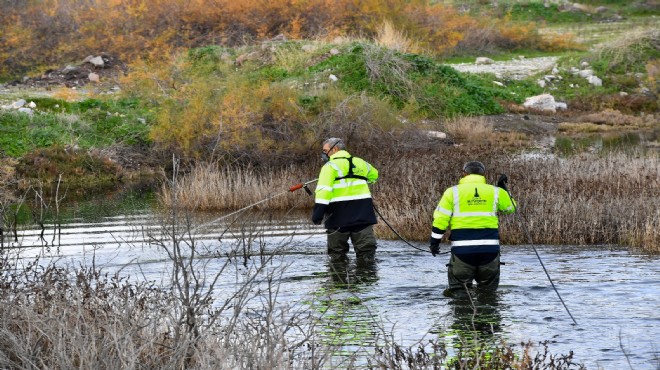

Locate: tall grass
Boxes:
[163,144,660,254]
[158,163,318,212]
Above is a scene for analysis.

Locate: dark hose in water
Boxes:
[373,203,450,255]
[504,183,579,326]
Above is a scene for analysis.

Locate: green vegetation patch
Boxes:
[15,146,122,196]
[0,97,152,158]
[308,43,511,117]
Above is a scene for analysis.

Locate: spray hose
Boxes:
[373,203,449,255]
[503,180,578,326]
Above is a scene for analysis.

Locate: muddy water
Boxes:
[8,206,660,370]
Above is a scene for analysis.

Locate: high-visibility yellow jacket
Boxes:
[430,174,515,253]
[312,150,378,230]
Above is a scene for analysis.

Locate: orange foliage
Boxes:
[1,0,560,77]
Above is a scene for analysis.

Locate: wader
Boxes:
[446,252,500,294]
[327,225,377,264]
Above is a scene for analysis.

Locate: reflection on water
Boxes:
[554,130,658,156]
[312,259,381,367]
[5,200,660,370]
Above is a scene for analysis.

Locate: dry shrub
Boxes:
[646,59,659,91]
[538,31,583,52]
[51,87,84,101]
[558,122,619,133]
[158,163,316,211]
[577,109,645,126]
[595,28,659,73]
[1,0,567,77]
[375,19,419,53]
[442,116,494,142]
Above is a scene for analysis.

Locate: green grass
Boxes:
[454,0,660,23]
[0,97,152,158]
[307,43,512,117]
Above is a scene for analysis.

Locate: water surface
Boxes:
[7,205,659,370]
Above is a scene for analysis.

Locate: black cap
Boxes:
[463,161,485,175]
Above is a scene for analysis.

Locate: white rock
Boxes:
[475,57,494,65]
[17,107,33,114]
[329,74,338,82]
[581,61,590,68]
[523,93,558,112]
[427,130,447,139]
[330,48,340,55]
[12,99,26,108]
[493,81,504,87]
[88,72,100,82]
[537,79,547,88]
[578,69,593,78]
[555,102,568,110]
[27,101,36,108]
[88,56,105,67]
[587,75,602,87]
[619,91,628,96]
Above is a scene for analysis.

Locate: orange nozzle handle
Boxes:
[289,183,303,192]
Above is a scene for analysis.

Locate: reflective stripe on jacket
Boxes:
[313,150,378,230]
[430,174,515,250]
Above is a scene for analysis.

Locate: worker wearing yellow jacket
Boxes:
[430,161,516,294]
[312,138,379,264]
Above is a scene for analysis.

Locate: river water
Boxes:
[5,200,659,370]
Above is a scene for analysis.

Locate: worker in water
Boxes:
[312,138,379,265]
[429,161,516,296]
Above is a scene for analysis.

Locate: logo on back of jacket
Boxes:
[467,187,487,206]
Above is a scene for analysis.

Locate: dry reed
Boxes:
[162,144,660,254]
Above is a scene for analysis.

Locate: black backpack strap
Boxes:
[335,156,368,181]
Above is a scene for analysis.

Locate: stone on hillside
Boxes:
[63,65,78,74]
[537,79,547,88]
[88,56,105,67]
[427,130,447,139]
[330,48,340,56]
[88,72,100,83]
[475,57,494,65]
[11,99,26,108]
[587,75,602,87]
[301,44,315,52]
[493,81,504,87]
[329,74,338,82]
[27,101,36,108]
[578,69,593,78]
[17,107,33,115]
[523,94,560,112]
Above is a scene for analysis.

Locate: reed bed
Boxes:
[163,145,660,254]
[158,163,318,212]
[374,147,660,254]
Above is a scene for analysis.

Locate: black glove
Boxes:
[311,204,325,225]
[497,173,508,191]
[430,245,440,257]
